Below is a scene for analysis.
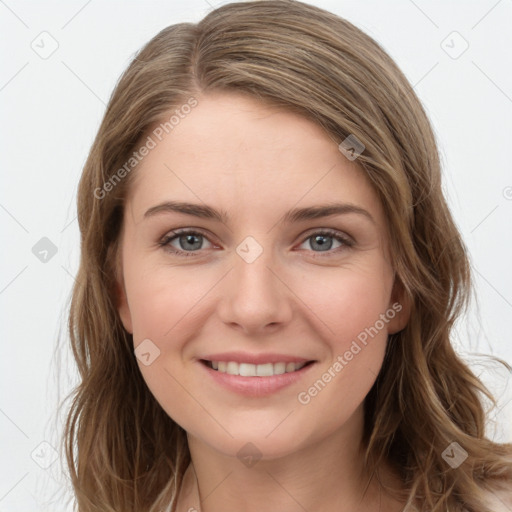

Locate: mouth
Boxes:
[200,359,316,377]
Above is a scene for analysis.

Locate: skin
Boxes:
[116,91,411,512]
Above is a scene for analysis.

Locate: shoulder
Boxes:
[481,451,512,510]
[400,486,512,512]
[480,486,512,512]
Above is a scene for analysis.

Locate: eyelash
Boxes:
[158,228,354,258]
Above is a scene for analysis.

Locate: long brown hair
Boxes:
[63,1,512,510]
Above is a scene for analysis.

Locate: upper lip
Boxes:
[199,352,315,365]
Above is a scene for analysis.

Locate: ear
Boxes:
[113,246,133,334]
[387,278,412,335]
[116,277,133,334]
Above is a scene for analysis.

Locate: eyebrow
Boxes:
[143,201,375,225]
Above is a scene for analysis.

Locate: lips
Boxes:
[198,353,317,397]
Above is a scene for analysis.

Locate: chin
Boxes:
[188,419,316,463]
[217,435,306,463]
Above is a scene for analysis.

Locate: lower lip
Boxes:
[199,360,316,397]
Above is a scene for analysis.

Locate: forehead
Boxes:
[126,92,385,227]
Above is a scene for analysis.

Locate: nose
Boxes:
[216,246,294,335]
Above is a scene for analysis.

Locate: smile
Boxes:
[199,358,317,397]
[202,360,314,377]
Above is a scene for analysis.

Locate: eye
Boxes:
[159,228,353,258]
[159,229,215,257]
[297,229,353,255]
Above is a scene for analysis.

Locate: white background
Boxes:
[1,0,511,510]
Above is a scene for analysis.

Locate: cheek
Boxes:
[125,262,213,341]
[124,263,210,432]
[295,262,393,348]
[293,264,392,404]
[293,305,390,448]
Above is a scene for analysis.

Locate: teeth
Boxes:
[273,362,286,375]
[209,360,308,376]
[226,362,238,375]
[285,362,296,373]
[239,363,256,376]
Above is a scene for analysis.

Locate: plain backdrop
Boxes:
[1,0,511,510]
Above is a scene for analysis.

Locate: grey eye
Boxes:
[176,233,204,251]
[299,233,345,252]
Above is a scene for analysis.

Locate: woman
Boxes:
[63,1,512,510]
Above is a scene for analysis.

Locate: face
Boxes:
[116,91,409,460]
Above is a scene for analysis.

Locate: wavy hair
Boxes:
[63,1,512,510]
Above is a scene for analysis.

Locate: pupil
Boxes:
[312,235,332,251]
[181,234,202,250]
